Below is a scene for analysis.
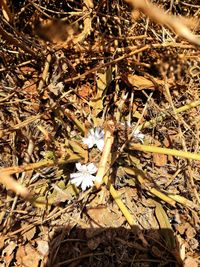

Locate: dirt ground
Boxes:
[0,1,199,266]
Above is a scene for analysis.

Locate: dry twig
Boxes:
[0,173,31,199]
[0,25,39,57]
[124,0,200,46]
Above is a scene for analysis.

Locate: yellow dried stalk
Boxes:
[124,167,176,206]
[103,176,136,226]
[0,154,83,176]
[95,121,115,188]
[129,144,200,162]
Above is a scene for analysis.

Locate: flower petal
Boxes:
[133,129,145,143]
[96,139,104,151]
[89,128,95,136]
[81,175,94,191]
[87,163,97,174]
[75,163,83,172]
[70,162,98,191]
[137,134,145,143]
[95,127,104,139]
[70,176,83,187]
[70,172,82,179]
[94,127,100,138]
[133,128,140,135]
[83,136,95,148]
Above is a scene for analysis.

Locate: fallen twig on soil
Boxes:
[37,54,52,93]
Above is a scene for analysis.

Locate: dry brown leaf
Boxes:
[185,224,196,239]
[36,240,49,257]
[23,223,36,241]
[90,67,112,119]
[68,140,87,158]
[19,66,36,75]
[153,153,167,167]
[23,80,38,95]
[163,137,170,148]
[125,74,165,90]
[0,236,6,251]
[4,254,14,267]
[168,154,175,164]
[2,241,17,257]
[16,243,40,267]
[184,257,198,267]
[51,182,78,203]
[176,222,196,239]
[151,139,167,166]
[77,84,91,98]
[176,223,187,235]
[2,241,17,267]
[87,205,125,228]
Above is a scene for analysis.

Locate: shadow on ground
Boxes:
[46,226,181,267]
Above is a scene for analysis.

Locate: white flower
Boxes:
[121,122,145,143]
[83,127,104,151]
[133,128,145,143]
[70,163,98,191]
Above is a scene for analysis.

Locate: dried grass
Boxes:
[0,0,199,266]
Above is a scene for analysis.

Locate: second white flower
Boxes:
[83,127,104,151]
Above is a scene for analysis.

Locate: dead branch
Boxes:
[0,0,13,22]
[0,173,31,199]
[124,0,200,46]
[0,25,39,57]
